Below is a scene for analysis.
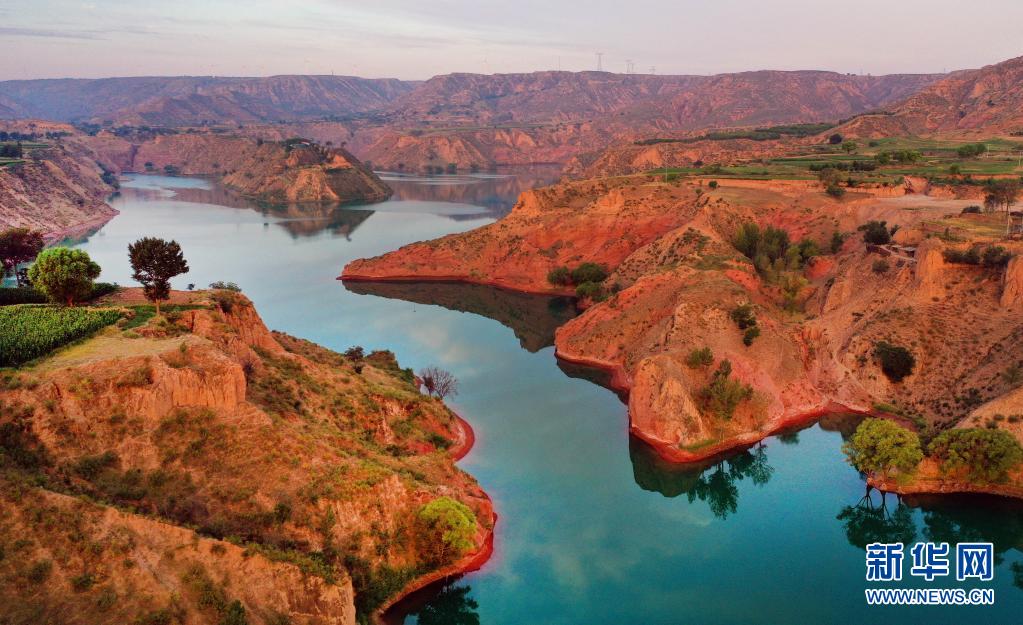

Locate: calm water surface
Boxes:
[73,173,1023,625]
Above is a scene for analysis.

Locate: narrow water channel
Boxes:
[71,173,1023,624]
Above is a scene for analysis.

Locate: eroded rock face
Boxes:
[913,237,946,300]
[629,355,706,448]
[1002,255,1023,308]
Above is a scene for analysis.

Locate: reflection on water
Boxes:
[405,583,480,625]
[344,281,576,353]
[630,437,774,518]
[837,491,918,548]
[381,166,561,218]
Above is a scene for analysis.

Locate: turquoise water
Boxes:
[74,174,1023,624]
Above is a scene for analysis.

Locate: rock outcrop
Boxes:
[1002,255,1023,308]
[345,174,1023,464]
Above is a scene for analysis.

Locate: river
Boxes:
[71,172,1023,624]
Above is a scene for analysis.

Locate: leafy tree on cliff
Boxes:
[128,237,189,315]
[416,497,477,565]
[928,428,1023,483]
[843,418,923,478]
[27,247,101,306]
[0,227,44,287]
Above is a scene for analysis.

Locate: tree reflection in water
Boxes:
[630,437,774,520]
[836,489,917,548]
[408,583,479,625]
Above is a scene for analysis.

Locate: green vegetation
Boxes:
[859,221,894,245]
[843,418,923,477]
[873,341,915,383]
[732,222,818,280]
[928,428,1023,483]
[872,259,890,274]
[943,244,1014,268]
[547,262,610,300]
[0,282,118,306]
[128,237,190,315]
[415,497,477,565]
[634,122,835,146]
[685,347,714,369]
[0,305,122,366]
[27,248,101,306]
[957,143,988,158]
[696,360,754,420]
[730,303,760,346]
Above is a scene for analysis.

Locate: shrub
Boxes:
[575,281,603,299]
[685,347,714,369]
[843,418,922,477]
[742,326,761,346]
[830,231,847,254]
[828,133,843,145]
[0,306,122,366]
[708,180,718,189]
[570,262,608,285]
[928,428,1023,483]
[343,346,365,361]
[825,184,846,198]
[546,266,571,286]
[697,360,753,420]
[208,281,241,292]
[415,497,477,565]
[872,259,890,274]
[943,244,1012,268]
[956,143,987,158]
[730,303,757,330]
[873,341,915,382]
[859,221,892,245]
[28,247,101,306]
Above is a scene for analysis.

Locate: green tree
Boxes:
[859,220,892,245]
[569,262,608,284]
[416,497,477,565]
[928,428,1023,483]
[841,141,859,154]
[697,360,754,420]
[128,237,189,315]
[685,347,714,369]
[0,227,44,287]
[983,179,1021,236]
[27,247,100,306]
[547,266,571,286]
[843,418,923,478]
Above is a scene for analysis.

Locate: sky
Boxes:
[1,0,1022,80]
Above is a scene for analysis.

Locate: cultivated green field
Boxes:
[0,305,122,367]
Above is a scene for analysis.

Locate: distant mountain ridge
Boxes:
[0,75,418,124]
[0,69,943,130]
[835,55,1023,137]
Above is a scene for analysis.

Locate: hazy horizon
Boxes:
[2,0,1022,81]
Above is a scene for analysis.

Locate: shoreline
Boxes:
[868,461,1023,501]
[373,408,497,624]
[339,273,574,298]
[553,344,881,464]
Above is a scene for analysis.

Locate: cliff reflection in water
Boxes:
[629,437,774,519]
[344,281,576,353]
[381,166,562,218]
